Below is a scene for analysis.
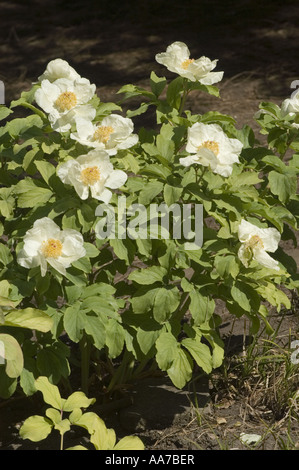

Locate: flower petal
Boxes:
[105,170,128,189]
[253,248,280,271]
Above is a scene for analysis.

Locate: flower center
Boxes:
[247,235,264,250]
[42,238,63,259]
[181,58,194,70]
[81,166,101,185]
[93,125,114,143]
[198,140,219,155]
[54,91,77,112]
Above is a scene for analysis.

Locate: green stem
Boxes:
[196,166,207,185]
[106,350,135,394]
[80,333,91,395]
[178,79,189,116]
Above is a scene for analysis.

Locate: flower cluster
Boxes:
[18,59,137,277]
[3,40,295,404]
[18,46,283,279]
[155,42,281,271]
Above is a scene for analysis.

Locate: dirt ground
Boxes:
[1,0,299,451]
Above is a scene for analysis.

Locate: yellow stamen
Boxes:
[54,91,77,112]
[181,58,195,69]
[198,140,219,155]
[81,166,101,185]
[247,235,264,250]
[93,125,114,143]
[42,239,63,259]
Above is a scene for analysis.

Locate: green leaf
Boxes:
[268,170,297,203]
[141,163,172,180]
[214,255,239,279]
[204,330,224,369]
[54,419,71,435]
[20,365,37,396]
[166,76,184,109]
[155,331,179,371]
[91,425,116,451]
[130,287,160,314]
[4,308,53,332]
[136,326,161,355]
[127,102,149,118]
[189,290,215,325]
[257,282,291,312]
[15,179,53,208]
[262,154,288,172]
[163,183,183,206]
[19,415,53,442]
[156,132,175,162]
[231,284,251,312]
[66,445,88,450]
[45,407,62,424]
[181,337,212,374]
[153,287,180,323]
[0,243,13,265]
[228,170,262,187]
[34,160,56,185]
[114,435,145,450]
[35,376,63,410]
[71,411,103,434]
[167,348,193,389]
[64,304,107,350]
[63,303,84,343]
[36,343,70,384]
[0,106,13,121]
[188,82,220,97]
[0,369,17,398]
[72,256,92,273]
[0,333,23,378]
[84,242,99,258]
[117,84,155,101]
[63,392,96,412]
[150,71,167,98]
[6,115,43,138]
[105,319,125,358]
[109,238,135,264]
[128,266,167,285]
[138,180,164,205]
[0,188,15,218]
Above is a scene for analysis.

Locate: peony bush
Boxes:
[0,42,298,405]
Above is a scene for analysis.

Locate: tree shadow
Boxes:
[1,0,299,103]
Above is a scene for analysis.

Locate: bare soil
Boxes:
[1,0,299,451]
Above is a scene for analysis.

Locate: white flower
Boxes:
[70,114,139,155]
[179,122,242,177]
[57,149,127,203]
[38,58,81,83]
[155,41,223,85]
[17,217,86,277]
[35,77,96,132]
[238,219,281,271]
[281,90,299,117]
